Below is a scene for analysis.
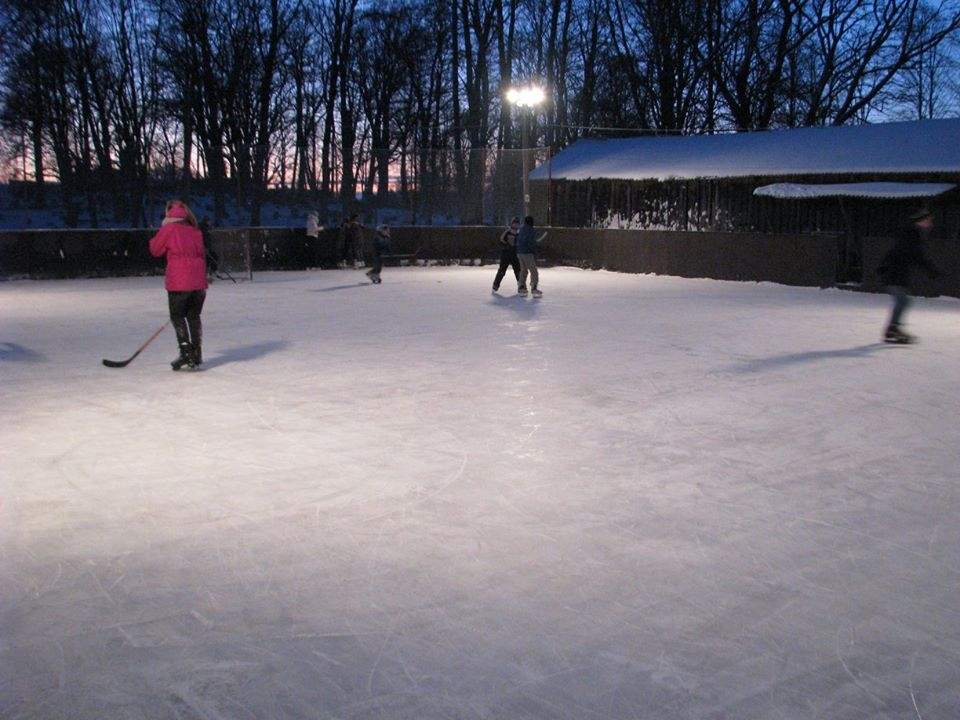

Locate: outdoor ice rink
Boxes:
[4,266,960,720]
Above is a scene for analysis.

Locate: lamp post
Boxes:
[506,85,545,218]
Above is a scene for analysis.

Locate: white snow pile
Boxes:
[532,118,960,181]
[754,181,956,199]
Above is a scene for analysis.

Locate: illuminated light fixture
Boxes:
[506,86,546,107]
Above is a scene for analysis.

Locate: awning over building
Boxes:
[753,182,956,200]
[530,119,960,181]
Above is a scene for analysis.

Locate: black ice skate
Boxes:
[884,326,914,344]
[531,288,543,298]
[517,287,528,296]
[171,342,195,371]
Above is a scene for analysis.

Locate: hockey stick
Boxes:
[102,321,169,368]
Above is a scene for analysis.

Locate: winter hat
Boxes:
[909,207,933,221]
[166,203,189,220]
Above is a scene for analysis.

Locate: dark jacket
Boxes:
[515,224,539,254]
[342,220,361,244]
[499,228,518,255]
[200,221,218,273]
[373,232,390,255]
[878,224,938,288]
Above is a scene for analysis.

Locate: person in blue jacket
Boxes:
[515,215,543,297]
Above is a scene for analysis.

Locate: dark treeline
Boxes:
[1,0,959,226]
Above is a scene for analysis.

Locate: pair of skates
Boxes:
[493,285,542,297]
[171,342,202,371]
[365,270,382,284]
[884,326,915,344]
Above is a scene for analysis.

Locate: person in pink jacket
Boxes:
[149,200,208,370]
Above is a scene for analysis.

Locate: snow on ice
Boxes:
[3,266,960,719]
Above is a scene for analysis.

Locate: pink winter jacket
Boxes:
[149,221,208,291]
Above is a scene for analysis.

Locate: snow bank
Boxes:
[754,181,956,199]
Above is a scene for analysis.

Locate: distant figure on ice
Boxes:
[305,212,321,266]
[515,215,544,297]
[877,208,939,344]
[306,212,320,239]
[366,225,391,284]
[199,217,219,282]
[341,214,363,267]
[149,200,207,370]
[492,217,521,294]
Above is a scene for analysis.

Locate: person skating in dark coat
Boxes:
[199,217,219,282]
[877,208,939,344]
[365,225,390,284]
[341,214,362,267]
[492,217,522,294]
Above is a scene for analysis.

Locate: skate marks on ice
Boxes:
[8,270,960,719]
[312,280,411,292]
[0,341,45,362]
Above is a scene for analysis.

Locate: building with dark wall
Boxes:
[531,119,960,283]
[533,120,960,232]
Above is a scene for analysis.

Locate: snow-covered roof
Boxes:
[753,182,956,200]
[531,119,960,182]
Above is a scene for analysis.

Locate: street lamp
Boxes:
[506,85,545,218]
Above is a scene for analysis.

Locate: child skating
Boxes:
[492,217,521,294]
[365,225,391,284]
[149,200,208,370]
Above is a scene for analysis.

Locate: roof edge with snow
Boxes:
[531,119,960,182]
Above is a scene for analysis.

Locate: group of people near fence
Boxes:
[146,198,939,372]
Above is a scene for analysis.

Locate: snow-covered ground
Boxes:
[3,267,960,719]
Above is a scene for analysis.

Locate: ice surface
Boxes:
[3,267,960,719]
[532,118,960,181]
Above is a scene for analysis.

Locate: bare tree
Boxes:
[803,0,960,125]
[703,0,816,130]
[3,0,960,229]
